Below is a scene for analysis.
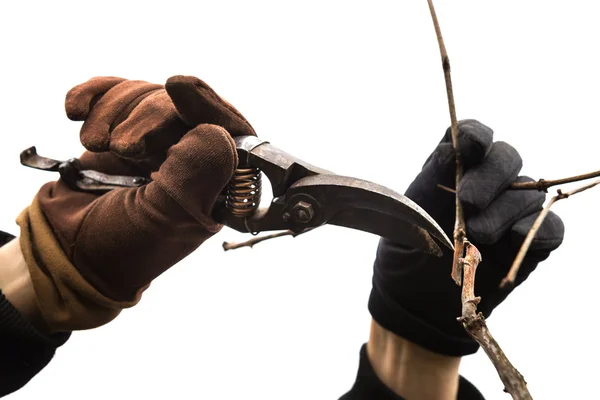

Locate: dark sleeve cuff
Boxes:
[368,287,479,357]
[339,343,406,400]
[0,230,71,396]
[0,290,71,396]
[0,230,16,247]
[0,290,71,347]
[339,344,485,400]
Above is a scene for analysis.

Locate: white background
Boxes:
[0,1,598,399]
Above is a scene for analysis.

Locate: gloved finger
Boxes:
[65,77,127,120]
[147,124,238,228]
[511,209,565,254]
[79,80,163,152]
[165,75,256,137]
[439,119,494,167]
[109,90,189,161]
[458,141,523,211]
[405,120,493,223]
[466,176,545,245]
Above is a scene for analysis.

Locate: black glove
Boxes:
[368,119,565,356]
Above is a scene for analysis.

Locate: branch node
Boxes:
[536,178,549,192]
[556,189,569,200]
[442,55,450,71]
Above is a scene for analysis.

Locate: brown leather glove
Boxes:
[17,76,256,332]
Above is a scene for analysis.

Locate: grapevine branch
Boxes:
[426,0,465,286]
[459,243,532,399]
[426,1,532,398]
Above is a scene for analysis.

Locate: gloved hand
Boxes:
[368,120,565,356]
[16,75,256,332]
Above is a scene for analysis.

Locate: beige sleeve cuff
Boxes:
[16,198,140,333]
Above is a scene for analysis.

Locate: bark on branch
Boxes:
[458,243,533,399]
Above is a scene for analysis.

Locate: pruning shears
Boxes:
[20,136,453,256]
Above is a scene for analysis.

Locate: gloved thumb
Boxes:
[146,124,238,229]
[439,119,494,167]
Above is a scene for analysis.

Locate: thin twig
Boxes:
[510,169,600,191]
[440,168,600,197]
[458,242,533,399]
[437,183,457,194]
[222,229,311,251]
[500,178,600,288]
[427,0,466,286]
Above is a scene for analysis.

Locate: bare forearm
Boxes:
[0,238,42,325]
[367,319,462,400]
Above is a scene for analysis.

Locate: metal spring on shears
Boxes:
[226,167,262,217]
